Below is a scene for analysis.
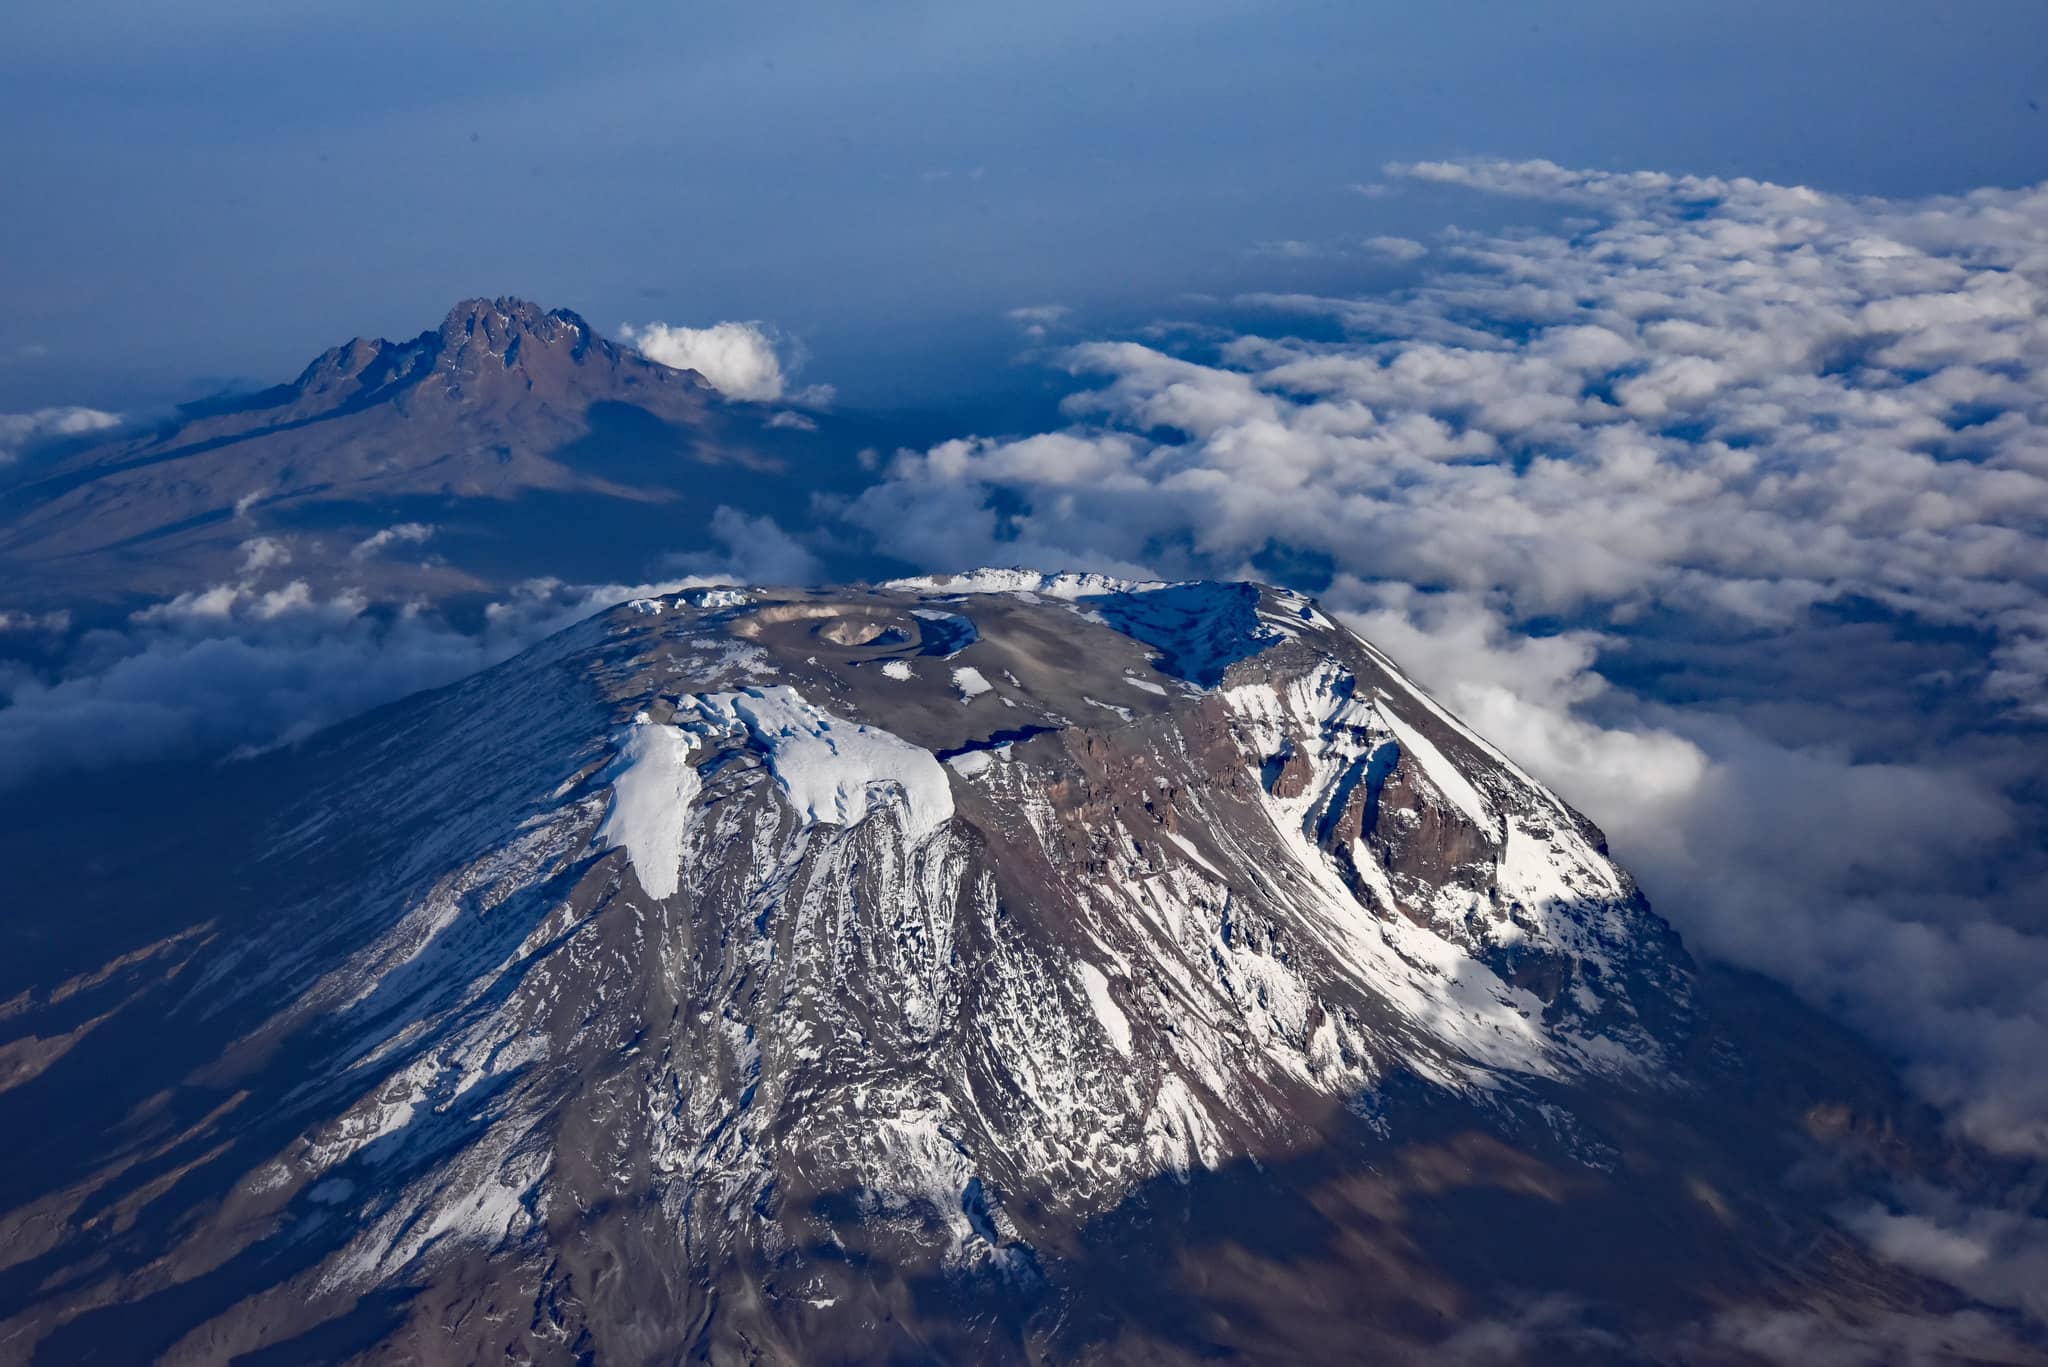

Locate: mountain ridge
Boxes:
[0,298,846,610]
[282,297,665,420]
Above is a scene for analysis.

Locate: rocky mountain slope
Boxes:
[0,575,2036,1364]
[0,299,861,610]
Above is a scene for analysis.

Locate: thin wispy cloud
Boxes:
[1007,304,1071,342]
[350,522,435,560]
[0,406,120,461]
[1359,234,1427,263]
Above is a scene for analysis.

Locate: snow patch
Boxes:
[886,569,1150,600]
[866,1114,1034,1275]
[694,686,953,843]
[1083,696,1134,722]
[952,666,993,701]
[1076,962,1133,1055]
[596,718,701,900]
[947,749,995,778]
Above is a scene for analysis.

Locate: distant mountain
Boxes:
[0,574,2032,1363]
[0,299,859,609]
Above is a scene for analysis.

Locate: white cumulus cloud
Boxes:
[618,319,789,401]
[350,522,436,559]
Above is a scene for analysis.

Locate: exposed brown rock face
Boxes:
[1364,750,1500,892]
[0,577,2033,1365]
[1267,743,1314,800]
[285,298,623,414]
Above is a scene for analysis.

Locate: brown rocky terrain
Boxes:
[0,299,858,611]
[0,575,2039,1364]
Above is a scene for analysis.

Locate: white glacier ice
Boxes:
[693,686,954,842]
[1075,961,1133,1055]
[951,666,993,701]
[596,716,701,900]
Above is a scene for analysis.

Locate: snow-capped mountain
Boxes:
[0,575,2021,1362]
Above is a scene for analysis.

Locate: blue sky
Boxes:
[4,0,2047,410]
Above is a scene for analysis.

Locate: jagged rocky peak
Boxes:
[284,296,660,412]
[425,295,618,402]
[435,295,598,367]
[0,571,1998,1363]
[289,329,429,401]
[0,293,733,597]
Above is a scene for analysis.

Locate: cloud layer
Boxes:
[2,580,601,788]
[857,164,2048,706]
[0,516,810,792]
